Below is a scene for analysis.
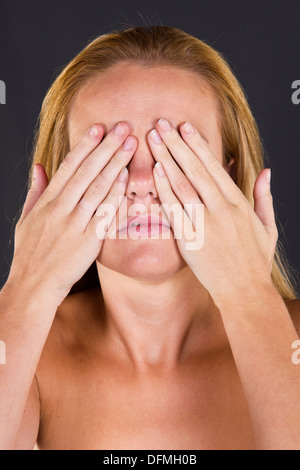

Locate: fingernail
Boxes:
[158,118,172,131]
[150,129,162,144]
[114,123,126,137]
[154,161,165,177]
[267,168,271,184]
[118,167,128,182]
[88,125,99,137]
[183,121,194,134]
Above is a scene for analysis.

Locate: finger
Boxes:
[41,123,105,203]
[74,156,131,227]
[149,136,203,229]
[253,169,277,237]
[178,121,242,203]
[78,136,135,216]
[148,129,200,207]
[152,161,199,246]
[155,118,243,208]
[58,122,135,212]
[18,164,49,224]
[86,168,128,240]
[149,119,223,211]
[70,135,135,225]
[148,125,222,211]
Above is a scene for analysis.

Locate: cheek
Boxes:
[210,137,223,165]
[68,121,97,151]
[68,129,83,152]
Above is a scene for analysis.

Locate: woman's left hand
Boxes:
[148,118,278,306]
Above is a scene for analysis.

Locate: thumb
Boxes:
[253,168,277,236]
[18,164,49,224]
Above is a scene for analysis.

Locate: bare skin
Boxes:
[35,287,255,450]
[1,63,300,450]
[29,288,299,450]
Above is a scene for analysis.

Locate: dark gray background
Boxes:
[0,0,299,293]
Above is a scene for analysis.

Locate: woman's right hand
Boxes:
[7,121,137,307]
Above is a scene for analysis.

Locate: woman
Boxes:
[0,25,299,450]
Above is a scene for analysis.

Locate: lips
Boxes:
[117,214,170,233]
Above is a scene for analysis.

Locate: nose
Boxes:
[125,139,158,202]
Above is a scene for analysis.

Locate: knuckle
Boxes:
[103,135,119,152]
[167,133,178,145]
[46,198,64,217]
[236,197,249,212]
[58,154,73,174]
[113,152,129,166]
[174,175,193,194]
[219,202,233,219]
[190,161,206,178]
[76,161,92,179]
[209,159,223,174]
[89,175,107,196]
[78,198,94,213]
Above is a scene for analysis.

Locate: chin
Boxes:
[96,236,186,282]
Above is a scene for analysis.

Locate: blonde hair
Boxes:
[29,25,299,299]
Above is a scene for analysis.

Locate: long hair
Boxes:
[28,25,299,299]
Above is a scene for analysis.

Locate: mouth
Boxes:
[117,215,171,235]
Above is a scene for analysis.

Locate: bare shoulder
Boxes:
[284,299,300,337]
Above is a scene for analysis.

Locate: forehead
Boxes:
[68,63,221,148]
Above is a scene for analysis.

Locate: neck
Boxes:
[96,263,224,373]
